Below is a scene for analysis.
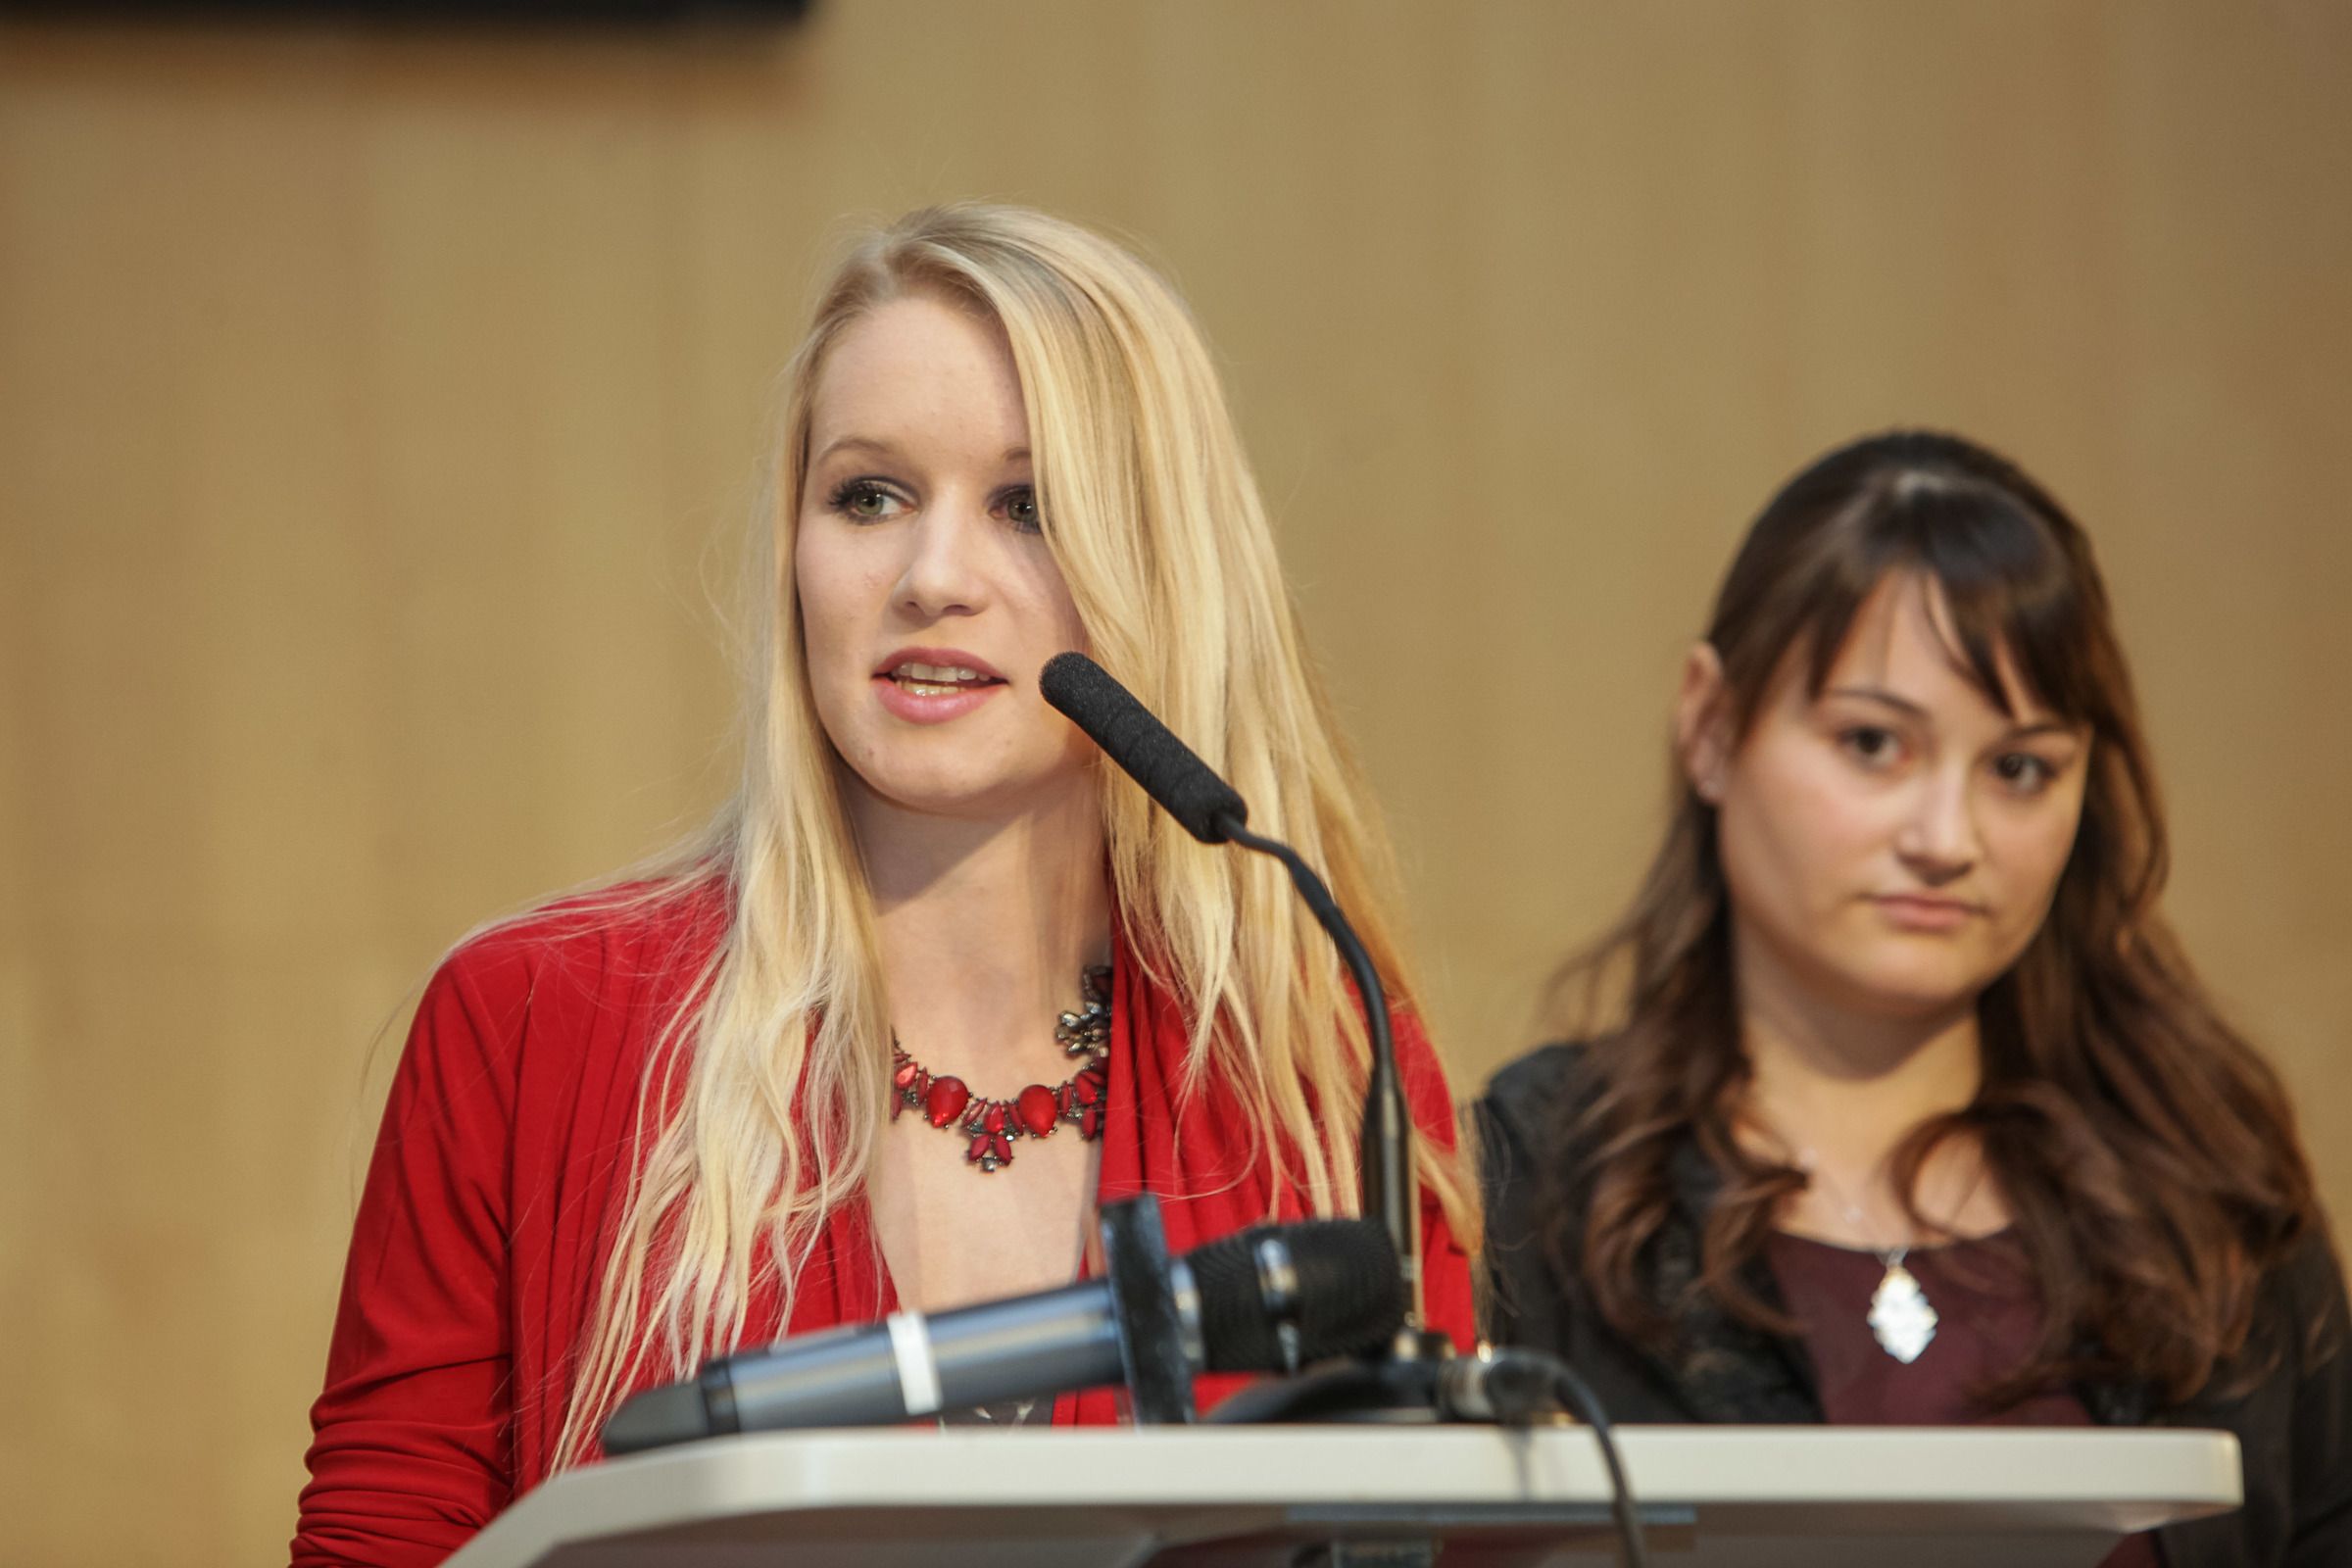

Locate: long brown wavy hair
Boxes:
[1542,429,2326,1407]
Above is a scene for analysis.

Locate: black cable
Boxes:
[1543,1358,1648,1568]
[1433,1348,1645,1568]
[1205,1347,1648,1568]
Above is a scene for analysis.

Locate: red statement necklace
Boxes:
[889,964,1111,1173]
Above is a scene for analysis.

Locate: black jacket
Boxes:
[1478,1043,2352,1568]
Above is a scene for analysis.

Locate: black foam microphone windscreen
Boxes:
[1188,1218,1406,1373]
[1039,652,1249,844]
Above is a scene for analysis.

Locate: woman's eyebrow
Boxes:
[811,436,1031,466]
[1822,684,1928,718]
[812,434,899,465]
[1825,684,2078,741]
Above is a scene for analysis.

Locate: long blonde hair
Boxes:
[555,203,1475,1464]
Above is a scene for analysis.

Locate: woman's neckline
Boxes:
[1771,1224,2016,1256]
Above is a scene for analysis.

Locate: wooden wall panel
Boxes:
[2,4,2346,1560]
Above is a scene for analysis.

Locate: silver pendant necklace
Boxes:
[1862,1247,1938,1364]
[1797,1151,1939,1364]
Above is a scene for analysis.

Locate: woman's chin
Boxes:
[839,760,1087,825]
[1826,956,1999,1022]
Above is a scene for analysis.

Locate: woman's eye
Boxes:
[1994,753,2056,792]
[998,485,1043,534]
[1838,726,1902,767]
[828,478,906,522]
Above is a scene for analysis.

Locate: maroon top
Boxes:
[1769,1231,2162,1568]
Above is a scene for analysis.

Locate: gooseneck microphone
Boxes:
[601,1208,1403,1453]
[1034,657,1645,1566]
[1035,651,1248,844]
[1038,653,1421,1327]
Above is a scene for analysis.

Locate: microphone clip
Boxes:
[1100,1195,1200,1425]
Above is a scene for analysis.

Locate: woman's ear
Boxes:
[1675,643,1732,805]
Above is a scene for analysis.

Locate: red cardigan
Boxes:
[292,891,1477,1566]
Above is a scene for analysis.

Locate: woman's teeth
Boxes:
[890,662,991,696]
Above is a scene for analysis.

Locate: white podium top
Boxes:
[447,1425,2241,1568]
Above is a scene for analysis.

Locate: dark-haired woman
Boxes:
[1478,431,2348,1567]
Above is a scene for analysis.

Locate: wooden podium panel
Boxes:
[445,1426,2241,1568]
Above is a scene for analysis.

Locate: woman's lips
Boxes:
[871,657,1006,725]
[1870,894,1982,933]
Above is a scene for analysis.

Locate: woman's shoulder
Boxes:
[1479,1040,1607,1149]
[1475,1041,1619,1236]
[2262,1219,2350,1370]
[435,876,727,990]
[415,875,731,1061]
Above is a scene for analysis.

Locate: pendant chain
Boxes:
[1788,1143,1987,1366]
[1793,1149,1910,1267]
[1790,1142,1989,1262]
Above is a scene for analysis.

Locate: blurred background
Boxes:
[3,1,2348,1561]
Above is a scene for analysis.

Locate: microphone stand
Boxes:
[1213,818,1653,1566]
[1214,814,1420,1333]
[1212,812,1468,1425]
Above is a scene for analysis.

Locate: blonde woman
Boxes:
[291,205,1478,1567]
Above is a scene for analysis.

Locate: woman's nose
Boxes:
[1894,768,1981,882]
[893,507,989,619]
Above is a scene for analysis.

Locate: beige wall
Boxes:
[4,3,2347,1561]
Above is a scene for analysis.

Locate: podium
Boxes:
[444,1429,2238,1560]
[444,1426,2239,1568]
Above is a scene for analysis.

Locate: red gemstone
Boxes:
[1056,1082,1076,1113]
[985,1102,1007,1133]
[926,1076,970,1129]
[966,1132,992,1164]
[1073,1068,1103,1106]
[893,1061,921,1089]
[992,1131,1013,1163]
[1016,1084,1059,1137]
[1079,1104,1102,1140]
